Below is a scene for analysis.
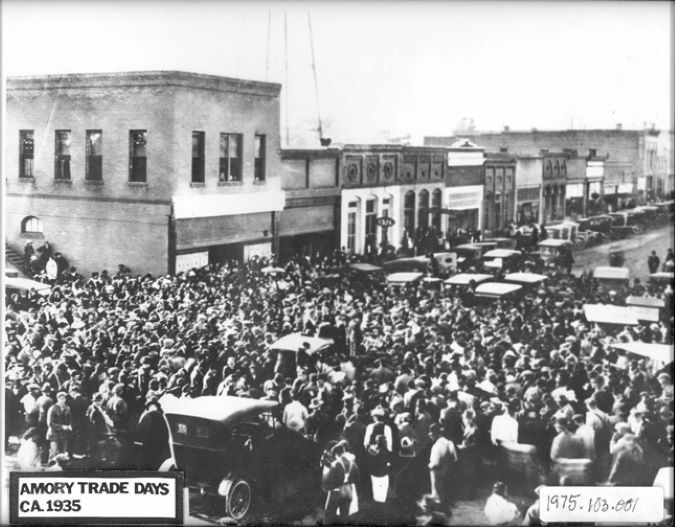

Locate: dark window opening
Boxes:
[219,133,242,182]
[191,131,205,183]
[129,130,147,182]
[54,130,71,180]
[19,130,34,178]
[86,130,103,181]
[254,134,266,182]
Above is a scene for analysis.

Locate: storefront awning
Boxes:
[173,190,285,219]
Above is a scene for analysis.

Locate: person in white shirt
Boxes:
[484,481,521,525]
[573,414,596,460]
[428,423,457,513]
[282,394,308,433]
[490,399,520,446]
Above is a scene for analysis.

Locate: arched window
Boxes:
[431,188,442,232]
[21,216,43,235]
[418,189,429,229]
[404,190,416,235]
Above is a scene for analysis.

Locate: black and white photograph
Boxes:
[1,1,674,525]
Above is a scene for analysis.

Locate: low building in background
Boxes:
[279,148,341,260]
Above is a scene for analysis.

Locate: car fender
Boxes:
[158,457,177,472]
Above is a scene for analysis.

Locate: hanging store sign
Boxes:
[375,216,395,228]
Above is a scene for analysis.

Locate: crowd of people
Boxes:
[4,241,674,525]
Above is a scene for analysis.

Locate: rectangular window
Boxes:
[191,131,205,183]
[347,211,357,254]
[54,130,71,180]
[85,130,103,181]
[254,134,266,182]
[219,133,242,182]
[129,130,147,182]
[19,130,34,178]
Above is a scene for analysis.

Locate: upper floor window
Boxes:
[19,130,34,178]
[191,131,205,183]
[86,130,103,181]
[254,134,266,182]
[129,130,147,182]
[219,133,242,182]
[54,130,71,180]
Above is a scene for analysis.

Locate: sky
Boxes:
[2,0,673,146]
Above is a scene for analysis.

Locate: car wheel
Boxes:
[226,479,252,521]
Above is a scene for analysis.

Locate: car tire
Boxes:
[226,479,252,521]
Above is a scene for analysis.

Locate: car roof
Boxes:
[444,273,493,285]
[538,239,572,247]
[271,333,333,354]
[483,249,522,259]
[583,304,639,325]
[160,394,278,425]
[474,282,522,297]
[594,266,630,280]
[349,262,383,272]
[386,272,424,283]
[503,272,548,284]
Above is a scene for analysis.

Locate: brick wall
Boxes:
[6,195,170,276]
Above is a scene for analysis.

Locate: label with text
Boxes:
[10,471,183,524]
[540,485,664,524]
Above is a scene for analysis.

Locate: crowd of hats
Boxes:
[3,251,674,489]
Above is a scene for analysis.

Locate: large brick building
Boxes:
[425,127,664,207]
[6,71,285,275]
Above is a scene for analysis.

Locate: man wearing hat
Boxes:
[364,406,394,453]
[46,391,72,462]
[428,423,457,513]
[21,383,42,428]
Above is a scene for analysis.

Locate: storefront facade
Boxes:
[483,153,517,234]
[541,153,567,224]
[279,149,341,260]
[514,156,543,226]
[339,145,446,255]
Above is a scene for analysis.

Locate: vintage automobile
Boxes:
[382,256,430,274]
[347,262,385,285]
[545,222,579,242]
[386,271,424,292]
[583,303,639,326]
[649,271,675,286]
[482,237,517,250]
[159,394,322,522]
[575,215,613,246]
[625,295,665,323]
[607,210,645,235]
[473,281,523,301]
[453,244,485,271]
[482,249,522,273]
[269,333,333,378]
[444,273,493,288]
[537,239,574,269]
[593,266,630,293]
[634,205,659,229]
[502,272,548,289]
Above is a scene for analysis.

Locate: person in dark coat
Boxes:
[46,391,71,462]
[647,251,661,274]
[135,398,169,469]
[366,434,393,506]
[68,385,90,457]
